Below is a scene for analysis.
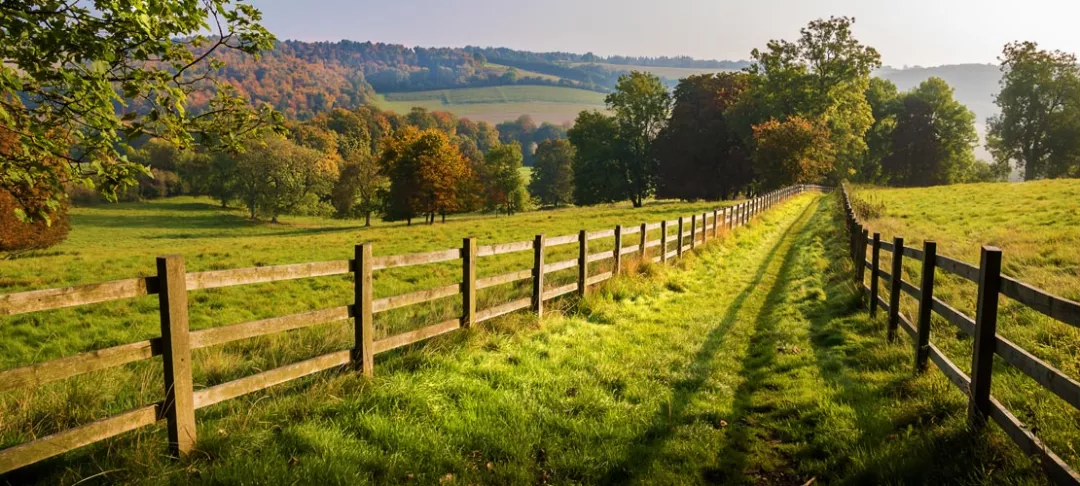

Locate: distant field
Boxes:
[371,85,607,124]
[852,180,1080,475]
[567,62,733,80]
[485,63,562,82]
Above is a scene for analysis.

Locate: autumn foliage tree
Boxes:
[0,131,70,254]
[751,117,834,189]
[381,127,471,224]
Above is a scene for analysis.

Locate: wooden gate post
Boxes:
[353,243,374,376]
[870,233,881,316]
[578,230,588,296]
[462,237,477,328]
[660,221,668,263]
[915,240,937,373]
[887,237,904,342]
[969,246,1003,427]
[533,235,545,318]
[613,225,623,275]
[157,255,196,456]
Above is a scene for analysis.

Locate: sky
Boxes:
[251,0,1080,67]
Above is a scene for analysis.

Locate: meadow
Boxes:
[1,193,1052,485]
[566,62,734,80]
[851,180,1080,477]
[370,85,607,124]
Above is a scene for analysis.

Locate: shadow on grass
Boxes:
[598,201,817,484]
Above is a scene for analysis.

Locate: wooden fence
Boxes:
[840,184,1080,486]
[0,184,818,475]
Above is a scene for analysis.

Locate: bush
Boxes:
[849,192,887,220]
[0,190,71,253]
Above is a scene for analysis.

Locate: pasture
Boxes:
[1,193,1052,484]
[370,85,607,124]
[851,180,1080,477]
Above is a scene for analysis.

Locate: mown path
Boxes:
[25,194,1047,485]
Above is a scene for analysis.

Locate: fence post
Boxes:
[690,215,696,251]
[677,217,685,258]
[915,240,937,373]
[870,233,881,316]
[701,213,707,242]
[639,222,647,257]
[712,209,719,238]
[462,237,477,328]
[728,206,734,231]
[613,225,623,275]
[353,243,374,376]
[969,246,1003,427]
[533,235,545,318]
[888,236,904,342]
[857,229,868,294]
[156,255,196,456]
[660,220,668,263]
[578,230,588,295]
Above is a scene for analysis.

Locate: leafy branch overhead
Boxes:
[0,0,284,220]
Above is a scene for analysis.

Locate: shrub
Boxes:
[849,192,887,220]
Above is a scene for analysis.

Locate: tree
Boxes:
[987,41,1080,180]
[882,78,981,186]
[0,131,70,254]
[1,0,281,222]
[530,139,575,207]
[234,137,336,222]
[751,117,834,189]
[381,127,470,224]
[740,16,881,181]
[606,71,672,207]
[331,149,385,225]
[655,73,753,200]
[860,77,901,183]
[481,143,526,215]
[568,111,625,205]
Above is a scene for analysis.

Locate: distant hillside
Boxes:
[195,39,1004,133]
[877,64,1002,124]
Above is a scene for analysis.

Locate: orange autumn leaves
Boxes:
[751,117,835,189]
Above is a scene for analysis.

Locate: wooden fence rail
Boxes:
[0,185,818,475]
[840,184,1080,486]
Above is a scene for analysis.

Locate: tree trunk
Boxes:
[441,213,446,223]
[364,212,371,227]
[407,217,411,226]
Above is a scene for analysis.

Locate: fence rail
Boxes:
[0,185,820,475]
[841,184,1080,486]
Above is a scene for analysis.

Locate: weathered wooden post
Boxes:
[728,207,734,231]
[690,215,697,251]
[578,230,588,295]
[353,243,374,376]
[969,246,1003,427]
[712,209,719,238]
[613,225,623,275]
[915,240,937,373]
[701,212,707,243]
[462,237,477,328]
[870,233,881,316]
[660,221,668,263]
[887,237,904,342]
[856,229,869,293]
[677,217,685,258]
[532,235,545,318]
[639,222,647,257]
[157,255,196,456]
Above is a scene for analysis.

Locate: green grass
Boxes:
[0,193,1049,484]
[852,180,1080,476]
[567,62,735,80]
[370,85,606,124]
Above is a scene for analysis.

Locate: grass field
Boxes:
[567,62,734,80]
[370,85,606,124]
[852,180,1080,477]
[1,193,1049,484]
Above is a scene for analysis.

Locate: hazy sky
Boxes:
[251,0,1080,67]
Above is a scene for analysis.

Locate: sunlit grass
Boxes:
[853,180,1080,477]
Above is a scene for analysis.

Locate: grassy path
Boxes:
[15,194,1048,485]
